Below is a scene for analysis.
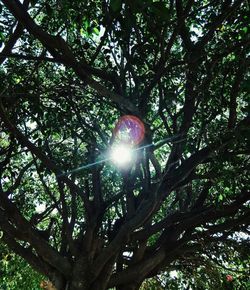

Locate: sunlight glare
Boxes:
[110,144,133,167]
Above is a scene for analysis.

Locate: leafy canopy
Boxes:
[0,0,249,289]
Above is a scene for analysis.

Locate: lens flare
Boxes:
[113,115,145,145]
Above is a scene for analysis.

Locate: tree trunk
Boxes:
[68,282,89,290]
[46,279,142,290]
[116,283,141,290]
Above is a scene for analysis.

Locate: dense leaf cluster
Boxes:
[0,0,249,289]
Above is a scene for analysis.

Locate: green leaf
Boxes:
[0,31,5,42]
[242,27,248,34]
[93,27,100,35]
[110,0,122,12]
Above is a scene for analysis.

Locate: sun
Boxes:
[110,144,133,167]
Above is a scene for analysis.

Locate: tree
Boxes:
[0,0,249,289]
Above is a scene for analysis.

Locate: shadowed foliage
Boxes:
[0,0,249,289]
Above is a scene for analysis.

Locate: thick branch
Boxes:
[2,233,53,277]
[0,203,72,276]
[0,0,29,65]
